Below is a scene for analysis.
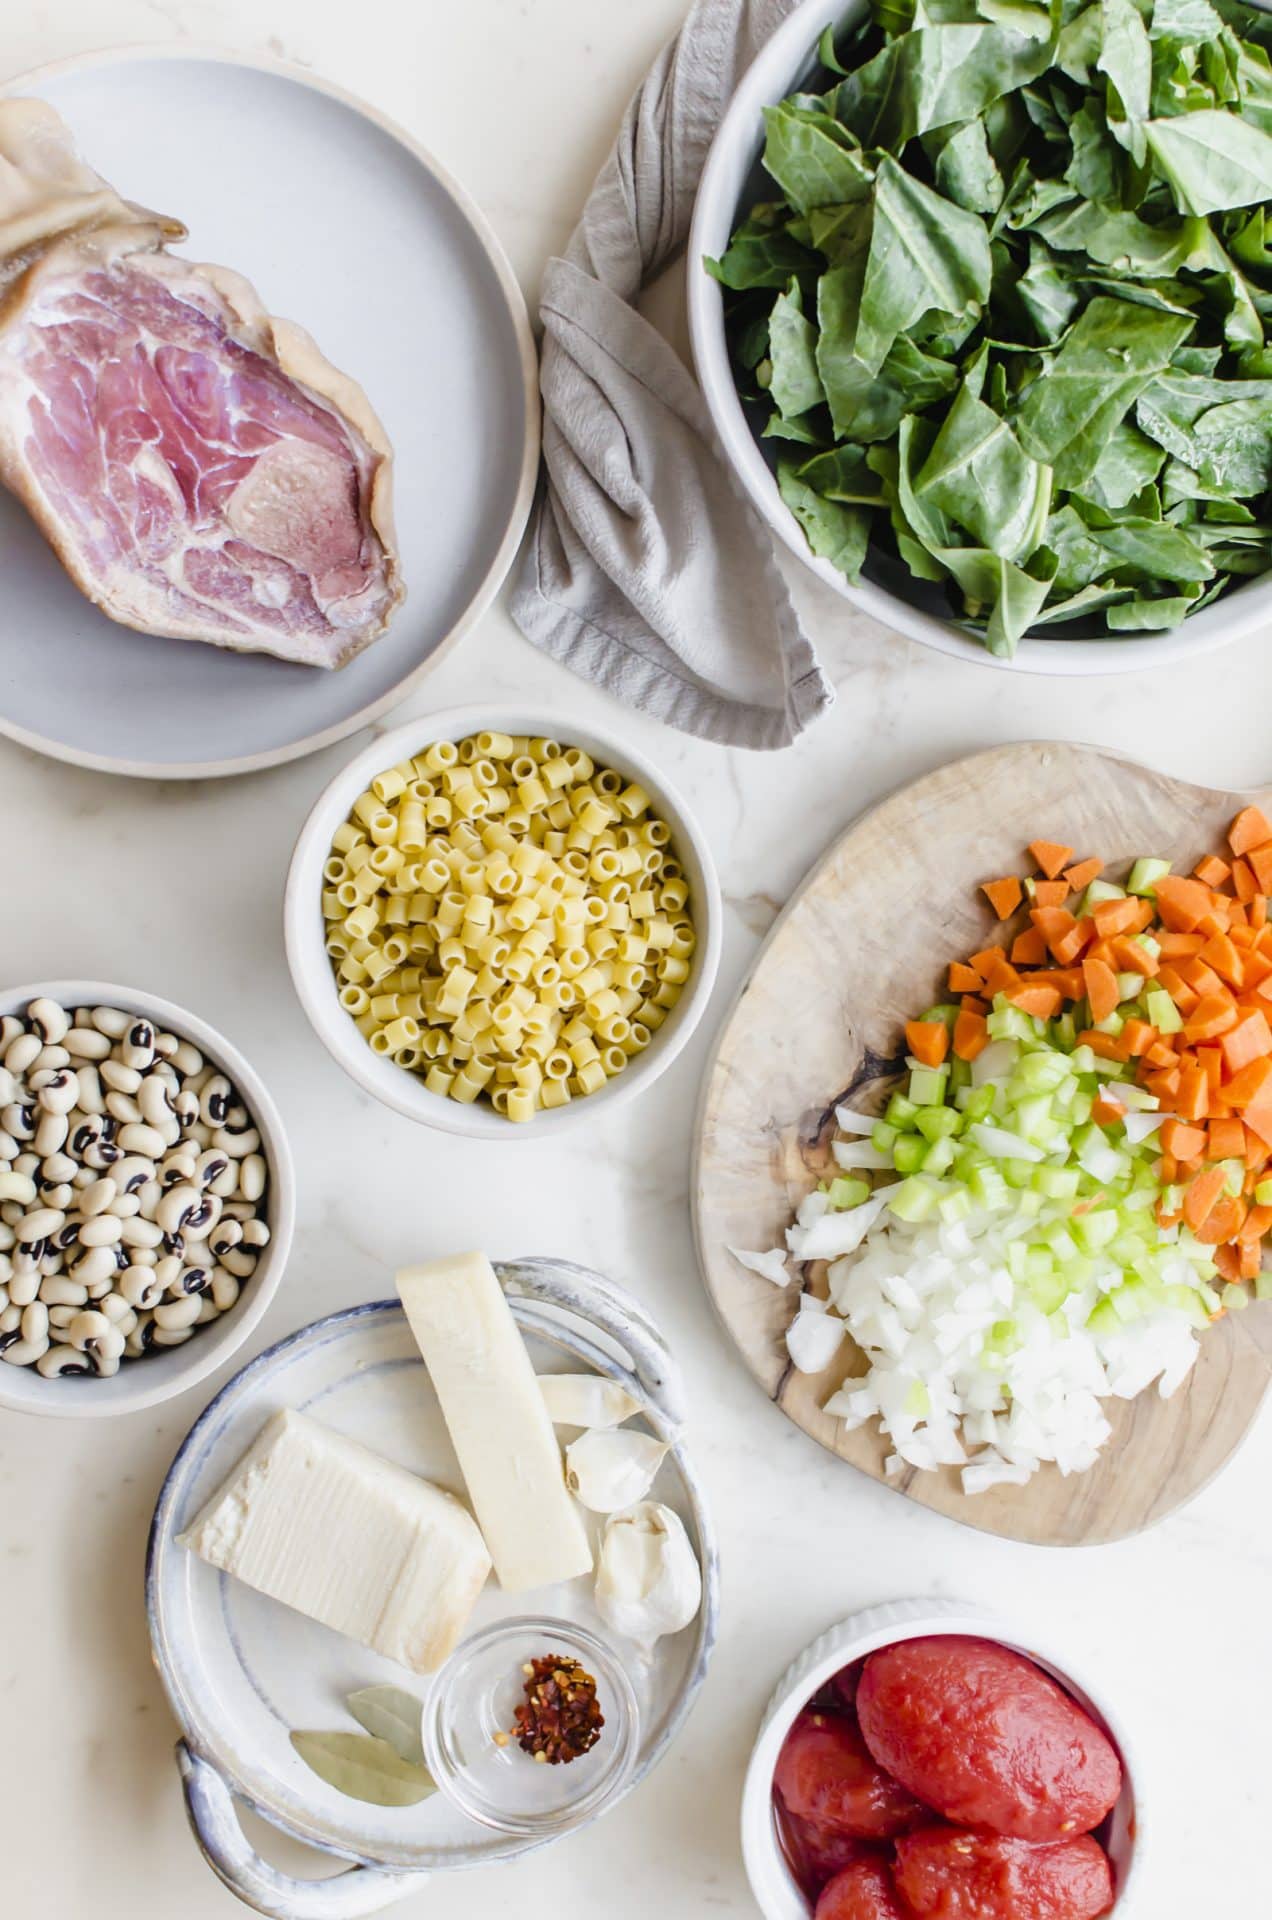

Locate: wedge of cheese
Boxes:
[397,1252,593,1592]
[179,1408,491,1674]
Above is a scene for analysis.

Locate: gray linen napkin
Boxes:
[509,0,834,751]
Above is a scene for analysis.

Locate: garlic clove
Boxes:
[538,1372,641,1430]
[595,1501,702,1647]
[564,1428,669,1512]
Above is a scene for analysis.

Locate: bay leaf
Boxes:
[289,1730,436,1807]
[346,1684,428,1767]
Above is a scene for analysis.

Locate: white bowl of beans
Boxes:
[0,981,295,1419]
[284,707,722,1136]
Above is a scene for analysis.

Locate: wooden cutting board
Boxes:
[694,743,1272,1547]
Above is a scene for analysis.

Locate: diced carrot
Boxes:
[1228,805,1272,856]
[1233,859,1258,903]
[1213,1244,1243,1282]
[948,962,984,993]
[1121,1018,1155,1056]
[1161,1119,1207,1161]
[1183,995,1239,1042]
[1176,1065,1210,1121]
[981,955,1021,996]
[1222,1056,1272,1107]
[1184,1164,1229,1229]
[1090,896,1142,938]
[1179,958,1225,998]
[1033,879,1071,908]
[1195,1194,1245,1245]
[1221,1009,1272,1073]
[1198,1047,1225,1098]
[1194,854,1231,888]
[1077,1030,1126,1061]
[1082,956,1120,1024]
[1092,1093,1126,1126]
[1249,847,1272,894]
[1010,928,1047,967]
[1252,895,1268,931]
[1238,1203,1272,1243]
[1240,1238,1262,1280]
[1063,857,1103,890]
[1031,967,1085,1000]
[1199,931,1243,985]
[969,945,1007,976]
[1245,1128,1270,1169]
[1111,936,1158,979]
[1054,924,1094,967]
[905,1020,949,1067]
[953,1008,988,1061]
[1144,1040,1180,1069]
[1230,902,1250,930]
[1156,964,1198,1014]
[1145,1067,1183,1101]
[981,876,1022,920]
[1208,1117,1246,1160]
[1008,983,1062,1019]
[1153,875,1215,932]
[1157,932,1205,957]
[1243,1104,1272,1149]
[1230,924,1258,951]
[1245,952,1272,990]
[1028,840,1073,879]
[1030,905,1076,948]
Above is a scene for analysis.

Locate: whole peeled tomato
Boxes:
[895,1827,1115,1920]
[776,1799,877,1900]
[815,1857,912,1920]
[857,1638,1123,1840]
[774,1709,930,1839]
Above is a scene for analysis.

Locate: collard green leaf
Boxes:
[934,545,1059,653]
[832,23,1057,148]
[1064,101,1123,202]
[767,281,826,419]
[817,264,961,438]
[928,118,1006,212]
[1014,295,1194,485]
[1145,108,1272,213]
[1077,420,1166,508]
[346,1686,427,1767]
[705,206,816,290]
[1104,586,1206,626]
[1151,0,1224,42]
[914,373,1053,557]
[796,444,890,504]
[289,1732,436,1808]
[777,461,873,579]
[761,103,873,213]
[855,157,993,373]
[1098,0,1152,159]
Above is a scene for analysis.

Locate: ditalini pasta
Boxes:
[320,734,695,1119]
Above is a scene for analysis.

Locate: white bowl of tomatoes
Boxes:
[742,1598,1142,1920]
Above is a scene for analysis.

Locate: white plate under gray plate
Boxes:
[0,46,539,779]
[147,1258,718,1919]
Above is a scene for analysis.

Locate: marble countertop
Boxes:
[1,1,1269,1916]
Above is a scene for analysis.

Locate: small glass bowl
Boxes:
[423,1615,639,1837]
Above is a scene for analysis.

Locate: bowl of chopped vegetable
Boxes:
[688,0,1272,671]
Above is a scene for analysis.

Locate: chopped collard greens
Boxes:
[706,0,1272,653]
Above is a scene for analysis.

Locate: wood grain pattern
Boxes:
[694,743,1272,1546]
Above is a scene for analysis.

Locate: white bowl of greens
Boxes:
[688,0,1272,671]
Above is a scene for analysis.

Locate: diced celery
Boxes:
[1087,1297,1120,1335]
[904,1379,931,1417]
[1027,1270,1070,1313]
[915,1105,961,1142]
[1220,1159,1245,1197]
[969,1163,1010,1210]
[892,1134,927,1176]
[948,1056,971,1095]
[987,1005,1039,1043]
[1116,974,1143,1002]
[1127,857,1171,897]
[919,1004,959,1030]
[909,1065,949,1107]
[872,1120,899,1154]
[1094,1011,1125,1035]
[886,1092,919,1129]
[1081,879,1126,913]
[922,1134,956,1174]
[1052,1010,1077,1051]
[1033,1165,1081,1199]
[1222,1283,1250,1312]
[886,1176,942,1222]
[829,1175,871,1210]
[1075,1209,1119,1251]
[961,1084,997,1125]
[1257,1178,1272,1206]
[1070,1045,1096,1073]
[1256,1269,1272,1302]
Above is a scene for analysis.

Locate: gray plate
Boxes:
[0,48,539,778]
[147,1260,719,1918]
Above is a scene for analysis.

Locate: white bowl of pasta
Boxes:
[284,706,722,1137]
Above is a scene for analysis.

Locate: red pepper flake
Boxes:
[508,1653,604,1765]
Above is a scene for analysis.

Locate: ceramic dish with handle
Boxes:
[0,46,539,778]
[284,706,722,1138]
[686,0,1272,677]
[0,979,295,1419]
[148,1256,719,1918]
[743,1597,1142,1920]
